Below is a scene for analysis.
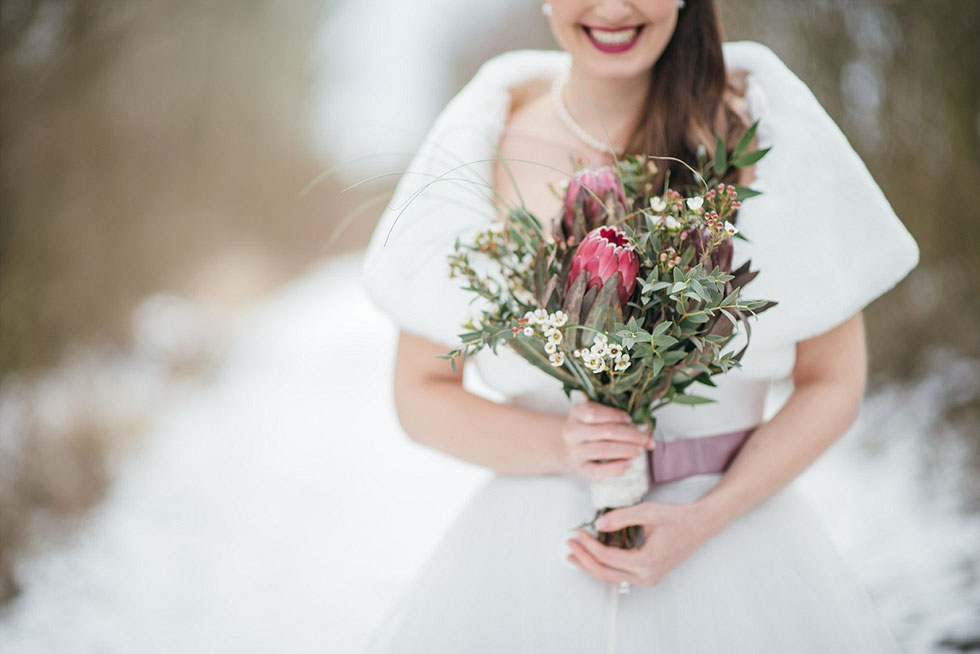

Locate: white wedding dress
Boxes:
[358,42,920,653]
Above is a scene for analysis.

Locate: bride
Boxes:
[359,0,919,651]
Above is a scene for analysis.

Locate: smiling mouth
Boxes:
[581,24,645,52]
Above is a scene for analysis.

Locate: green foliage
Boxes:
[442,120,778,428]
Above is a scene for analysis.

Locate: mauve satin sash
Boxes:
[646,427,756,484]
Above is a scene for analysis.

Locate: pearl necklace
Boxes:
[550,69,625,158]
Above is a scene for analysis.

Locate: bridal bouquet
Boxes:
[444,125,776,549]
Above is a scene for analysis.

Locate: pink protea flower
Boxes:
[566,226,639,308]
[561,166,627,238]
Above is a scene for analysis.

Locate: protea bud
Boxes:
[566,226,639,308]
[561,166,627,241]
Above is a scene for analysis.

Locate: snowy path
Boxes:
[0,252,977,653]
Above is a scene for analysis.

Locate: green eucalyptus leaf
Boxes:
[732,185,762,200]
[732,120,759,160]
[714,131,728,177]
[672,393,716,406]
[732,147,772,168]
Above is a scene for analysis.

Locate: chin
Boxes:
[575,54,658,82]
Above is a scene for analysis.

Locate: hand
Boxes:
[565,501,720,587]
[560,400,654,481]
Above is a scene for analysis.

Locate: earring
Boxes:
[541,2,552,16]
[677,0,686,8]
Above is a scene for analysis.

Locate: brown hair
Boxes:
[623,0,747,190]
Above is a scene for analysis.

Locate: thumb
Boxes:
[595,503,658,532]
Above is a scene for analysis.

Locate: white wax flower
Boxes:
[724,220,739,235]
[687,196,704,211]
[650,196,667,212]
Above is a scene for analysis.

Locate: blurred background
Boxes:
[0,0,978,652]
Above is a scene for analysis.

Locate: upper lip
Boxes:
[582,23,644,32]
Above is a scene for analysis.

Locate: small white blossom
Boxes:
[593,333,608,347]
[549,351,565,367]
[723,220,739,236]
[650,196,667,212]
[614,354,631,371]
[523,310,537,325]
[552,310,568,327]
[523,326,535,337]
[608,344,622,358]
[545,341,558,354]
[687,196,704,211]
[533,308,548,323]
[573,349,582,358]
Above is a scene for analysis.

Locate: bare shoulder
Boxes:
[498,79,570,162]
[492,79,584,222]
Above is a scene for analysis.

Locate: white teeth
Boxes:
[588,27,638,45]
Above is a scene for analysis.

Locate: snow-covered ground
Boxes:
[0,252,977,653]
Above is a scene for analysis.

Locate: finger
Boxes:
[573,401,633,425]
[595,503,658,532]
[580,459,633,480]
[573,529,643,572]
[579,423,653,447]
[567,538,638,586]
[576,440,648,462]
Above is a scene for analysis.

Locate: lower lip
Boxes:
[582,25,644,54]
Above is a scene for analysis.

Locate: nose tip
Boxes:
[593,0,635,22]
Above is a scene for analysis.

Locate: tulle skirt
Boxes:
[360,471,903,653]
